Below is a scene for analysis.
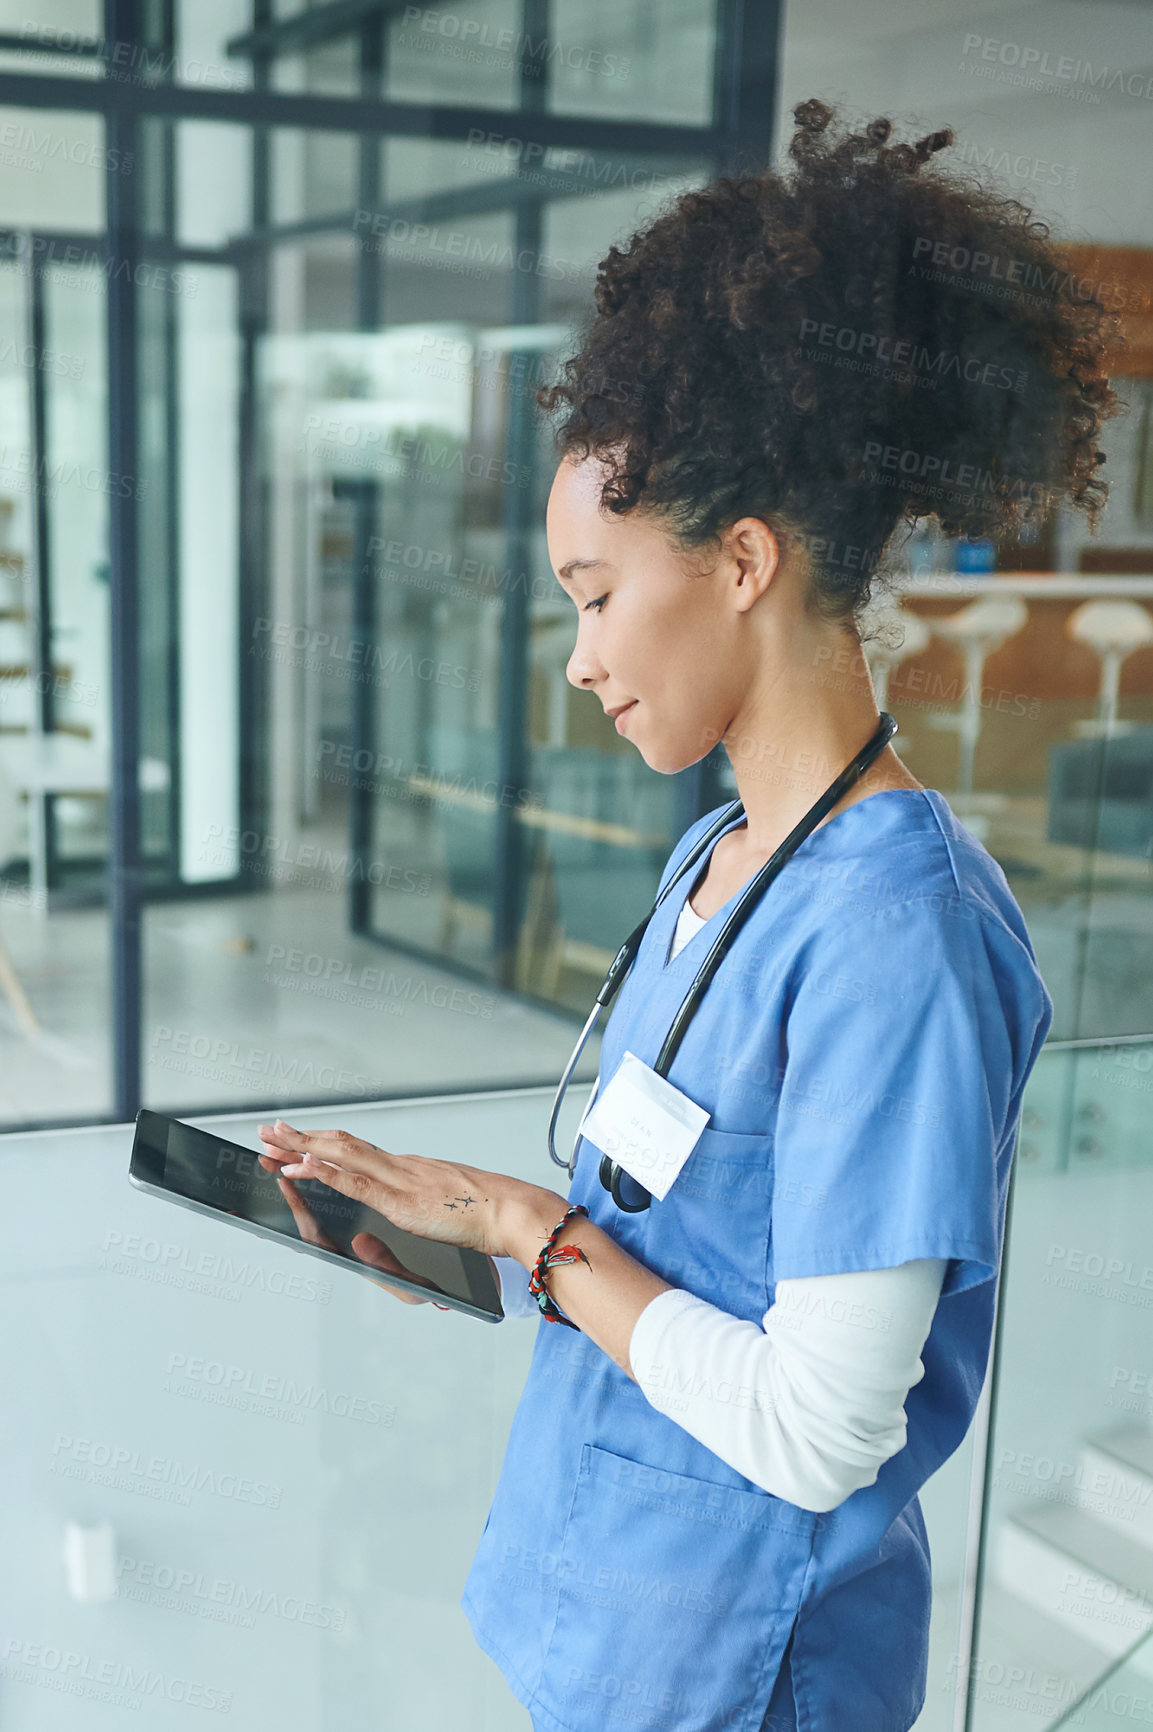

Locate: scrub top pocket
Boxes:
[537,1442,815,1732]
[649,1126,776,1320]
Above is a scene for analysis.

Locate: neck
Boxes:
[718,638,915,855]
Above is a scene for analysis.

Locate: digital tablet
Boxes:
[128,1109,504,1323]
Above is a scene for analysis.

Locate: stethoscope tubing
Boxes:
[547,714,899,1206]
[544,801,748,1172]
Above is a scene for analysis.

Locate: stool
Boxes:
[927,594,1028,798]
[1066,599,1153,738]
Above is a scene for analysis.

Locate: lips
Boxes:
[613,701,637,733]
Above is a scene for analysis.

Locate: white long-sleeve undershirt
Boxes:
[626,1260,946,1511]
[490,899,949,1512]
[493,1252,947,1512]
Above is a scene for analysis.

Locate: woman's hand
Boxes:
[257,1150,446,1308]
[254,1122,671,1369]
[256,1118,563,1273]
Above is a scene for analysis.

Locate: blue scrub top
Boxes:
[462,788,1053,1732]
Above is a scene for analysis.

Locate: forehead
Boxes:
[546,452,612,530]
[545,449,680,584]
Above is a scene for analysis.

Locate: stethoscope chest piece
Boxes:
[597,1154,652,1213]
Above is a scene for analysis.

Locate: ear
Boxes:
[727,516,782,612]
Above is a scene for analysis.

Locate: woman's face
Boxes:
[546,453,773,776]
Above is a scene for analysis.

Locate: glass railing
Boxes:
[3,1081,983,1731]
[4,1038,1148,1728]
[965,1035,1153,1732]
[1050,1626,1153,1728]
[0,1092,553,1730]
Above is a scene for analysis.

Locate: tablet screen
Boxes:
[130,1110,503,1321]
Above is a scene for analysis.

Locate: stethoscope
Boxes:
[546,712,899,1211]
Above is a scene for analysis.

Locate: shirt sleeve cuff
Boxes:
[629,1287,723,1393]
[492,1254,540,1321]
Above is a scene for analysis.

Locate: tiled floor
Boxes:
[0,876,602,1128]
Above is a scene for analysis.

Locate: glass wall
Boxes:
[0,99,112,1121]
[0,1,729,1128]
[974,1036,1153,1730]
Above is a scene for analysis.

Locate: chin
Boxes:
[636,737,710,777]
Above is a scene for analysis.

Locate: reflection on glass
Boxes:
[970,1038,1153,1730]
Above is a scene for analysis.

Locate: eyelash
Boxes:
[583,594,608,612]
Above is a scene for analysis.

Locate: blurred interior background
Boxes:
[0,2,1151,1729]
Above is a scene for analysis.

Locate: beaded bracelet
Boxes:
[528,1203,591,1328]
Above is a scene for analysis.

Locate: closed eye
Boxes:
[583,593,608,612]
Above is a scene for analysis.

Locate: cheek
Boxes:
[663,627,723,699]
[641,609,712,678]
[617,592,725,714]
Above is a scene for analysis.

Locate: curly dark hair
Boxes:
[536,98,1125,635]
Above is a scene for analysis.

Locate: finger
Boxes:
[256,1121,354,1168]
[258,1138,292,1160]
[258,1141,311,1178]
[260,1147,309,1174]
[276,1151,390,1224]
[269,1124,392,1183]
[256,1121,311,1156]
[277,1151,355,1192]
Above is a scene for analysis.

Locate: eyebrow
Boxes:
[556,557,611,595]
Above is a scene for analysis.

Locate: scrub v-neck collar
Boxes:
[659,787,930,971]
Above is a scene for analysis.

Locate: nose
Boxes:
[565,620,604,691]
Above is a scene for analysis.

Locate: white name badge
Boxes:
[578,1050,711,1201]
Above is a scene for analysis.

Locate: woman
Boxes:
[258,102,1119,1732]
